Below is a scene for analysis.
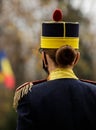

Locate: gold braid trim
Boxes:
[13,82,33,111]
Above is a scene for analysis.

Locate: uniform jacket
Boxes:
[15,69,96,130]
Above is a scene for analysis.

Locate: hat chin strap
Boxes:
[42,52,49,74]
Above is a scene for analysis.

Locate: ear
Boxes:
[73,51,80,66]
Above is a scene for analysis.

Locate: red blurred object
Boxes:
[4,75,15,90]
[53,9,63,22]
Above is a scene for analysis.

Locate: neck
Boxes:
[45,54,57,73]
[48,63,57,73]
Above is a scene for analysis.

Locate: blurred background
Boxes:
[0,0,96,129]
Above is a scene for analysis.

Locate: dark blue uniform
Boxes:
[16,78,96,130]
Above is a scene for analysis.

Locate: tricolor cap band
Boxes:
[40,9,79,49]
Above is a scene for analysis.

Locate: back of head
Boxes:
[56,46,78,67]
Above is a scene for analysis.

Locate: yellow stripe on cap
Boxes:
[41,37,79,49]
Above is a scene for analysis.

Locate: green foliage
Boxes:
[0,87,17,130]
[3,109,17,130]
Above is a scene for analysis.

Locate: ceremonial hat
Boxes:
[41,9,79,49]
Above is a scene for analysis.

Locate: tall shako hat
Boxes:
[41,9,79,49]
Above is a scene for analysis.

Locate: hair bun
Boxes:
[56,46,76,67]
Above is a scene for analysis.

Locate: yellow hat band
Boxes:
[41,37,79,49]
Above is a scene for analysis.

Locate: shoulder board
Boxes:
[80,79,96,85]
[13,82,33,111]
[13,79,47,111]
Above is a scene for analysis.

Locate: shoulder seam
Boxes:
[80,79,96,85]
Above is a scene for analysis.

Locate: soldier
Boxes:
[13,9,96,130]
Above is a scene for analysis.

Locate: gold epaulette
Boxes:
[13,79,47,111]
[13,82,33,111]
